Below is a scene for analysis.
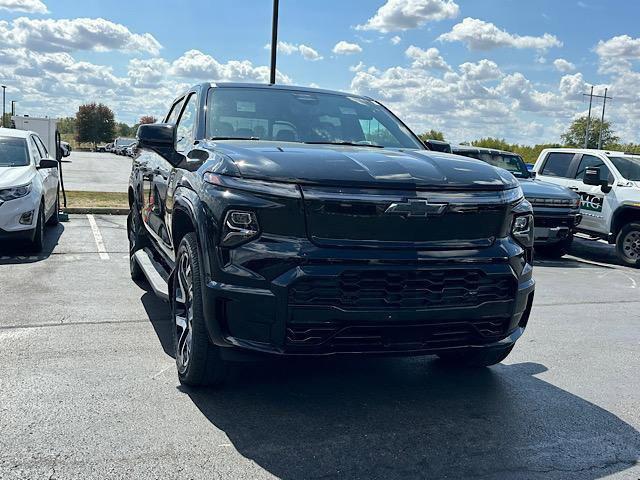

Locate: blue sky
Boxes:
[1,0,639,143]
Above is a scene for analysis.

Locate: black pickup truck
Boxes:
[128,83,535,386]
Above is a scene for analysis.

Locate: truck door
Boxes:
[571,154,614,234]
[32,135,58,214]
[152,91,198,252]
[140,96,185,249]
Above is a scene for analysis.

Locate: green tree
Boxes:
[115,122,134,137]
[471,137,512,151]
[418,129,445,142]
[139,115,156,125]
[561,116,619,149]
[57,117,76,135]
[76,103,116,147]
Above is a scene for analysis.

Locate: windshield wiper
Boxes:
[210,136,260,141]
[303,141,384,148]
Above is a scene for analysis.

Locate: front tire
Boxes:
[46,192,60,226]
[437,345,514,367]
[172,232,226,387]
[616,223,640,268]
[29,203,45,253]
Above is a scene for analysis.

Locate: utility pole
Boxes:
[582,86,613,149]
[583,85,594,149]
[598,88,613,149]
[1,85,6,128]
[269,0,280,84]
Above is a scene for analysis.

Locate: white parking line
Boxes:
[87,214,109,260]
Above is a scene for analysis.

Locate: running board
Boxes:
[134,249,170,302]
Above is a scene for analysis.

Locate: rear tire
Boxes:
[616,223,640,268]
[172,232,226,387]
[437,345,514,367]
[128,205,148,281]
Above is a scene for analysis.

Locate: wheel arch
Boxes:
[610,206,640,240]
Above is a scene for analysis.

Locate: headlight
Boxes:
[0,183,32,202]
[512,212,534,248]
[220,209,260,247]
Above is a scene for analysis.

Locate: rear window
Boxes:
[0,136,29,167]
[541,152,575,178]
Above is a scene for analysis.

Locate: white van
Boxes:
[533,148,640,267]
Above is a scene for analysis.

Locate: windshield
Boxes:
[477,152,530,178]
[206,87,423,149]
[116,138,136,146]
[0,136,29,167]
[608,155,640,181]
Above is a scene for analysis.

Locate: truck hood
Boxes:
[208,141,517,190]
[519,178,578,199]
[0,166,34,189]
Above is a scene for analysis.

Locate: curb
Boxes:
[62,207,130,215]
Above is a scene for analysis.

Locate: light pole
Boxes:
[11,100,16,117]
[1,85,6,128]
[269,0,280,84]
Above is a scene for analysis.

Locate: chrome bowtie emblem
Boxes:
[384,199,447,218]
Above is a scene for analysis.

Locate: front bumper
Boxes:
[200,235,535,356]
[533,210,582,246]
[0,189,40,235]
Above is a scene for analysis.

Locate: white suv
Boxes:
[533,148,640,267]
[0,128,60,252]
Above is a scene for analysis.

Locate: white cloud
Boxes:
[356,0,459,33]
[264,41,323,61]
[128,57,170,87]
[595,35,640,59]
[553,58,576,73]
[438,17,562,51]
[332,40,362,55]
[405,45,450,71]
[0,0,48,13]
[0,17,161,54]
[458,59,502,81]
[170,49,291,83]
[390,35,402,45]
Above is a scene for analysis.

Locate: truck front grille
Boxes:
[288,269,515,310]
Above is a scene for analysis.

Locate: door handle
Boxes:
[569,187,579,191]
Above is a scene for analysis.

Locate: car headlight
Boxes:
[512,212,534,248]
[220,209,260,247]
[0,183,32,202]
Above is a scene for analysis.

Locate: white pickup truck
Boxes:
[0,128,60,252]
[533,148,640,267]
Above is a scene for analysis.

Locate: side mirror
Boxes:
[529,171,537,180]
[583,167,612,193]
[137,123,184,166]
[38,159,59,169]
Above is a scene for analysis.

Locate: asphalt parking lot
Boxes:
[62,151,131,192]
[0,215,639,479]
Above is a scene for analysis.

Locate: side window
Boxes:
[34,136,49,158]
[540,152,575,178]
[28,137,42,164]
[175,93,198,152]
[575,155,613,184]
[165,98,185,125]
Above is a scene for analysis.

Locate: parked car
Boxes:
[0,128,60,251]
[60,141,71,157]
[125,144,137,157]
[96,144,108,152]
[128,83,535,386]
[113,137,136,155]
[424,139,452,153]
[533,148,640,267]
[452,145,581,257]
